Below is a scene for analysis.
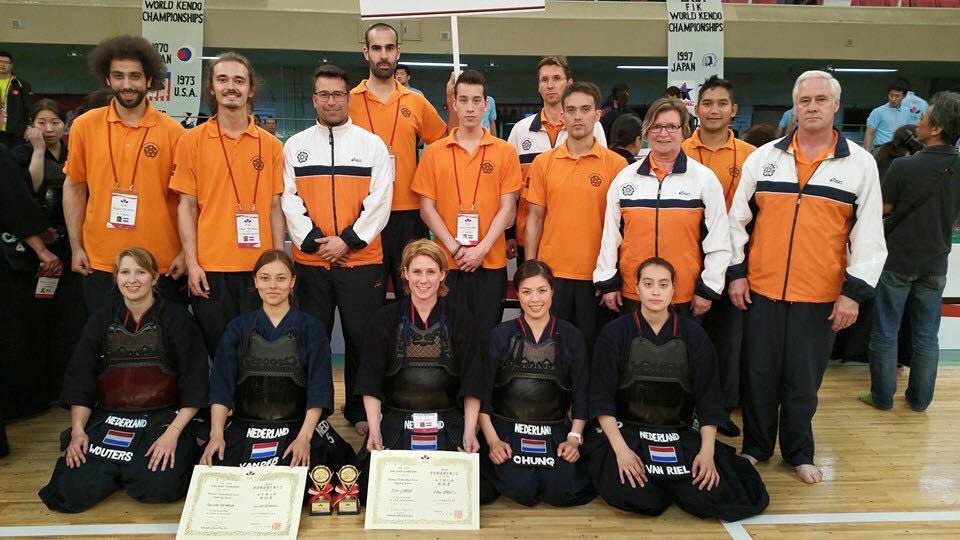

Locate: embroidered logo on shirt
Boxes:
[762,163,776,177]
[252,156,265,171]
[621,183,636,196]
[522,139,532,151]
[401,106,412,118]
[481,161,494,174]
[297,150,309,163]
[729,165,741,178]
[589,174,603,187]
[143,143,159,158]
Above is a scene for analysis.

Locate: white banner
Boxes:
[359,0,544,19]
[666,0,724,112]
[141,0,204,122]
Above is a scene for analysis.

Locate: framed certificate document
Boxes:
[364,450,480,530]
[176,465,308,539]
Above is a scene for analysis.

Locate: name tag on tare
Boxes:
[236,213,261,248]
[35,276,60,299]
[412,412,440,432]
[107,191,138,230]
[456,213,479,246]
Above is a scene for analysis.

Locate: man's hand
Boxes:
[187,262,210,298]
[71,248,93,275]
[167,251,188,280]
[455,245,485,272]
[828,294,859,331]
[728,278,752,311]
[505,239,518,260]
[602,291,623,312]
[317,236,349,264]
[691,295,713,317]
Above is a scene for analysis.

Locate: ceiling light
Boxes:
[617,65,668,70]
[201,56,219,60]
[830,68,898,73]
[401,61,468,68]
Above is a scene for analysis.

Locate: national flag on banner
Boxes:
[520,438,547,454]
[413,421,438,434]
[649,445,679,463]
[410,434,438,451]
[102,430,135,448]
[250,442,279,460]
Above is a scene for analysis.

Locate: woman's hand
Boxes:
[614,447,647,488]
[459,432,480,453]
[487,439,512,465]
[366,430,384,452]
[145,429,180,472]
[64,429,89,469]
[283,435,312,467]
[557,438,581,463]
[200,435,225,466]
[691,450,720,491]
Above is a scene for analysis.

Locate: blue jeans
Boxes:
[868,271,946,410]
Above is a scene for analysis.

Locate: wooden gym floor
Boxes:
[1,362,959,539]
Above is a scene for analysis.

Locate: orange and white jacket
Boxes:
[281,119,393,268]
[593,152,731,303]
[727,132,886,303]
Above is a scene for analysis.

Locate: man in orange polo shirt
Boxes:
[171,53,285,354]
[63,35,186,314]
[525,81,627,349]
[412,70,522,336]
[681,75,757,438]
[350,23,449,298]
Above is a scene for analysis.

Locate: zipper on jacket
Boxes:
[328,126,339,235]
[654,180,663,257]
[781,193,802,300]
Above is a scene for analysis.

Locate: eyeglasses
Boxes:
[314,91,348,102]
[649,124,682,134]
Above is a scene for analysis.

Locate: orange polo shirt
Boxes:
[411,128,523,270]
[791,131,838,188]
[525,139,627,281]
[170,116,284,272]
[541,110,563,147]
[63,99,184,273]
[349,79,447,211]
[681,128,756,210]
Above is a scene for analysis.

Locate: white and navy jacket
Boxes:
[281,119,393,268]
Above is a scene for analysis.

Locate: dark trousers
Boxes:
[552,278,602,355]
[741,293,834,466]
[702,292,744,409]
[82,269,187,316]
[381,210,429,299]
[295,264,384,423]
[190,271,261,356]
[445,267,507,339]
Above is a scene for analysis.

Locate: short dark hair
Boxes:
[888,79,910,95]
[88,35,167,92]
[0,51,12,62]
[928,91,960,146]
[742,123,776,148]
[314,64,351,88]
[610,113,643,148]
[536,56,571,80]
[205,52,261,114]
[365,23,399,47]
[636,257,676,284]
[79,88,116,116]
[396,64,412,77]
[513,260,555,292]
[454,69,487,98]
[30,98,67,123]
[698,75,736,104]
[664,86,682,99]
[562,81,601,108]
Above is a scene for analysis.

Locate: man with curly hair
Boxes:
[62,35,187,314]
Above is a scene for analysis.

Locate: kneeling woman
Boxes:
[201,250,355,474]
[584,257,768,521]
[479,261,595,507]
[356,240,484,498]
[39,248,208,513]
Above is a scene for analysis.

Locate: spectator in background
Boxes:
[775,108,796,138]
[481,94,498,137]
[863,91,960,413]
[863,79,913,153]
[0,51,34,147]
[875,124,921,180]
[394,64,424,96]
[742,123,776,148]
[608,113,643,164]
[263,116,277,135]
[599,83,629,140]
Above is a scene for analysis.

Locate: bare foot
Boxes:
[794,464,823,484]
[740,453,758,466]
[354,421,369,437]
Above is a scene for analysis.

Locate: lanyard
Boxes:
[452,145,487,212]
[215,118,262,212]
[363,91,402,151]
[697,137,738,202]
[106,115,151,191]
[516,315,556,341]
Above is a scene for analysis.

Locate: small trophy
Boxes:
[308,465,334,516]
[334,465,361,515]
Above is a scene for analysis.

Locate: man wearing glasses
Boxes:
[594,96,730,317]
[281,64,393,433]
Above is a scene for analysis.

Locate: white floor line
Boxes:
[734,510,960,526]
[0,523,178,537]
[723,522,753,540]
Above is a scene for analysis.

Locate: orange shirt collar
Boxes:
[688,128,737,151]
[204,114,261,138]
[106,98,159,128]
[351,78,409,104]
[444,127,496,149]
[540,108,562,128]
[555,137,602,160]
[790,130,839,165]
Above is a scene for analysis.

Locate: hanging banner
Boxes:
[666,0,724,112]
[141,0,204,121]
[359,0,544,19]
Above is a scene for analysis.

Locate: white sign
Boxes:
[359,0,544,19]
[141,0,204,122]
[666,0,724,111]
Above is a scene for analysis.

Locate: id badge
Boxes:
[456,213,479,246]
[107,191,138,230]
[236,213,261,248]
[35,276,60,299]
[388,154,396,183]
[411,412,440,433]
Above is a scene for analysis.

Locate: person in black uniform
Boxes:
[478,260,594,507]
[355,239,484,501]
[584,257,768,521]
[38,247,208,513]
[201,250,355,476]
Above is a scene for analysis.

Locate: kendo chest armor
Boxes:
[492,318,572,422]
[383,306,459,411]
[615,314,696,428]
[234,332,307,422]
[97,318,178,411]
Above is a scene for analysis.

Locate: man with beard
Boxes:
[170,53,286,355]
[350,23,449,298]
[63,35,187,314]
